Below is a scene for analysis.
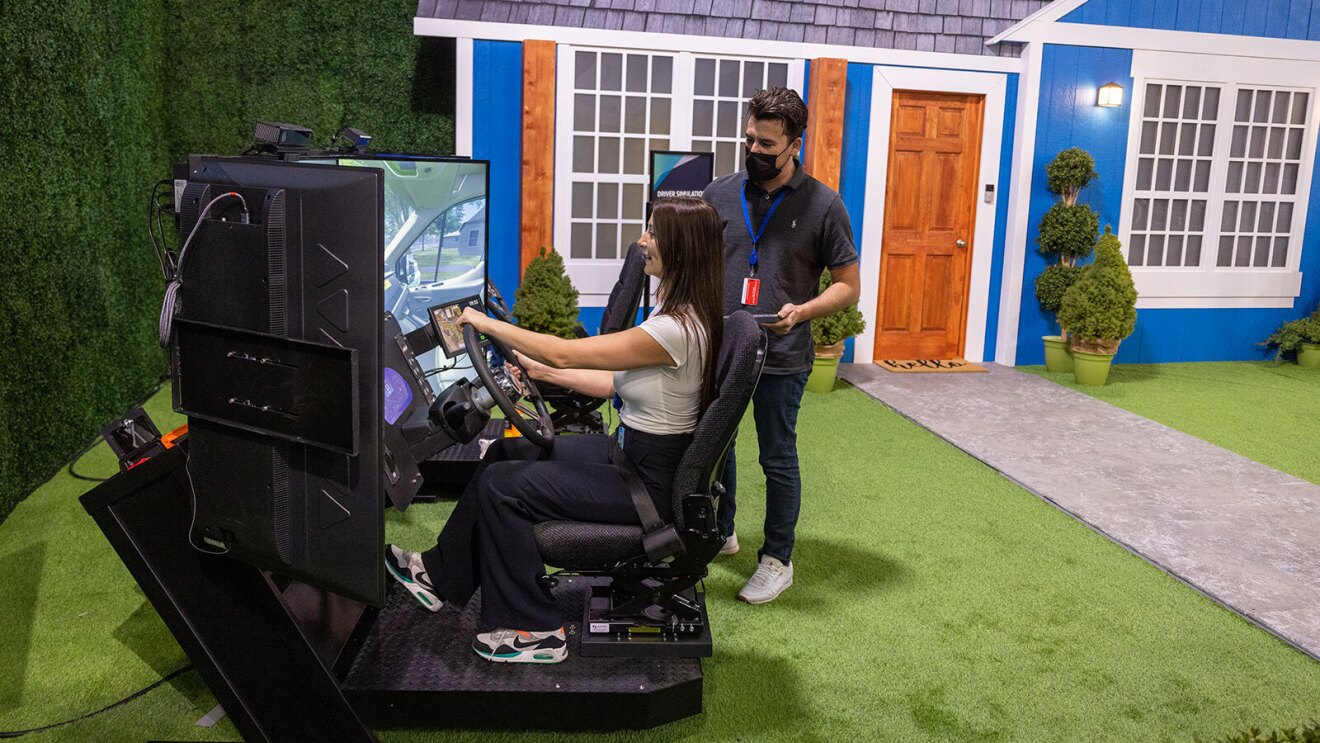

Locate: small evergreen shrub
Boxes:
[512,247,581,339]
[1034,263,1083,318]
[811,271,865,348]
[1194,720,1320,743]
[1046,147,1098,205]
[1038,202,1100,266]
[1057,228,1138,354]
[1260,306,1320,361]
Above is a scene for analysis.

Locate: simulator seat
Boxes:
[531,311,767,656]
[539,242,648,433]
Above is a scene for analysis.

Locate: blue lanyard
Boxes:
[740,179,789,275]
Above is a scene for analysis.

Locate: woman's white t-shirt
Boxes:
[613,311,708,435]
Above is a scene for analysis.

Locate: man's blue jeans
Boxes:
[716,370,811,565]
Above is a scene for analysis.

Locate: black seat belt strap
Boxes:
[611,431,685,562]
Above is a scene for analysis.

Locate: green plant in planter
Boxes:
[1260,307,1320,362]
[512,247,580,339]
[1057,228,1138,355]
[1036,148,1099,348]
[805,271,865,394]
[810,271,866,349]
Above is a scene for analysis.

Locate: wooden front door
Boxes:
[874,90,985,360]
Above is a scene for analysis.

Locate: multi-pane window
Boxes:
[1128,83,1218,267]
[1125,80,1313,275]
[691,57,791,177]
[568,49,673,261]
[1218,87,1309,268]
[556,47,804,297]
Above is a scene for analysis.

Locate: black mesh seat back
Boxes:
[669,311,767,529]
[597,242,647,335]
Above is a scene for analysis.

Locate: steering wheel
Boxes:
[463,324,555,448]
[485,279,513,323]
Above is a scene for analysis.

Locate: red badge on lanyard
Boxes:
[740,180,787,307]
[741,276,760,305]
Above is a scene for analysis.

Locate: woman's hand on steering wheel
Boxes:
[461,321,555,449]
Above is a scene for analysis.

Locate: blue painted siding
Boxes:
[984,72,1020,362]
[473,41,523,302]
[838,62,873,364]
[1061,0,1320,40]
[1018,43,1320,364]
[1016,44,1134,365]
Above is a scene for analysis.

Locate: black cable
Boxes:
[0,665,193,738]
[147,179,172,281]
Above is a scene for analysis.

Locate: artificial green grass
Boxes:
[1023,362,1320,486]
[3,382,1319,741]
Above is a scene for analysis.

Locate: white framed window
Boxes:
[554,46,804,300]
[1119,51,1320,308]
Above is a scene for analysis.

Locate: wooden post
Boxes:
[520,40,556,273]
[804,57,848,191]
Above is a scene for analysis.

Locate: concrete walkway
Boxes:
[838,362,1320,661]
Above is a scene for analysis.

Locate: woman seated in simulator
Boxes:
[386,196,724,664]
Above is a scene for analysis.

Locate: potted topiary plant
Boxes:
[806,271,866,393]
[512,247,580,339]
[1056,227,1138,385]
[1261,306,1320,368]
[1035,147,1099,372]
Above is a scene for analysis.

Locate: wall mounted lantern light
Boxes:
[1097,82,1124,108]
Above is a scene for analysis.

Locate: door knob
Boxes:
[955,239,967,249]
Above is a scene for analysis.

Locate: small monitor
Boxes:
[429,295,485,358]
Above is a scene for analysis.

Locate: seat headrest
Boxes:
[598,242,648,336]
[669,311,767,527]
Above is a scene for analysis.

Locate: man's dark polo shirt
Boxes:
[703,160,859,375]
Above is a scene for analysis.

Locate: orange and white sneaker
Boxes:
[472,627,568,664]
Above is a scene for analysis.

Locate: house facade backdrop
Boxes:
[416,0,1320,365]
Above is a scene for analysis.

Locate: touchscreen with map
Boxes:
[429,296,485,358]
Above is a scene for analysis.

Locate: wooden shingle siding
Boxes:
[418,0,1051,57]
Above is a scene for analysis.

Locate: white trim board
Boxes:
[986,0,1090,46]
[415,18,1025,74]
[999,20,1320,62]
[454,38,474,157]
[857,66,1007,365]
[995,42,1043,366]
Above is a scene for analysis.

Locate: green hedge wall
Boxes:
[0,0,454,524]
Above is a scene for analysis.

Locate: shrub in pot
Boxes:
[1261,307,1320,368]
[512,247,580,339]
[1035,148,1099,371]
[807,271,866,393]
[1056,228,1137,385]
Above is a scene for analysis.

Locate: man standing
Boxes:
[703,87,861,604]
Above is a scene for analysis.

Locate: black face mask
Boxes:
[745,146,791,182]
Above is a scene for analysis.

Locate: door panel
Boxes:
[874,90,985,360]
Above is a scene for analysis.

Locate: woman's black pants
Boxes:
[420,427,690,632]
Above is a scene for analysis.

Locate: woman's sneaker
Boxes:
[385,544,442,612]
[473,628,568,664]
[719,532,739,556]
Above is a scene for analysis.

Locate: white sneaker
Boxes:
[385,544,443,612]
[737,555,793,604]
[719,533,739,556]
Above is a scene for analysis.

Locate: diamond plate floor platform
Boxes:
[838,362,1320,661]
[341,577,702,730]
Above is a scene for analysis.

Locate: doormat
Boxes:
[877,359,986,373]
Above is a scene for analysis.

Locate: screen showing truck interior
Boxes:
[429,295,485,358]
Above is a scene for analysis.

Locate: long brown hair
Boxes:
[650,197,724,412]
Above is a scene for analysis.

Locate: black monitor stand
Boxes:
[81,441,703,741]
